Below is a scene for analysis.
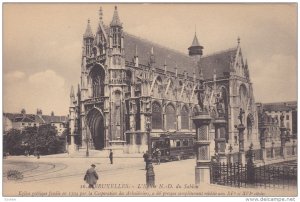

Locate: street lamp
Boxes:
[146,117,155,187]
[84,118,89,157]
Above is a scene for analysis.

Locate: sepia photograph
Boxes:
[2,2,298,199]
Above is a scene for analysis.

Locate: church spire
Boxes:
[70,86,75,99]
[99,6,103,22]
[70,85,75,106]
[83,19,94,39]
[237,36,241,46]
[110,6,122,27]
[191,32,201,47]
[188,32,203,57]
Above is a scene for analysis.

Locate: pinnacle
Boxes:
[83,19,94,38]
[70,86,75,98]
[110,6,122,27]
[191,33,201,47]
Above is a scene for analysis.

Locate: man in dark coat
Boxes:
[143,151,149,170]
[156,148,161,165]
[109,149,113,164]
[84,164,99,188]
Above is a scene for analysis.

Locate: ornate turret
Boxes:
[70,85,75,106]
[84,19,94,39]
[189,32,203,76]
[109,6,124,52]
[83,19,94,56]
[149,47,155,66]
[188,32,203,57]
[110,6,123,27]
[134,45,139,67]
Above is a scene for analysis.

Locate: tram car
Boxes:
[151,133,195,162]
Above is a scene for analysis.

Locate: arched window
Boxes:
[239,84,248,108]
[181,105,189,130]
[166,104,176,130]
[152,102,162,129]
[90,66,105,98]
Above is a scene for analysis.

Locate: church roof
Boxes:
[124,31,238,80]
[199,48,237,79]
[124,32,197,76]
[3,112,68,124]
[42,115,68,123]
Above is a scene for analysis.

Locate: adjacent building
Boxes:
[257,101,297,137]
[3,109,68,136]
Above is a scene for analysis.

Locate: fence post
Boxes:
[246,143,255,185]
[192,112,212,185]
[279,113,286,159]
[214,117,227,163]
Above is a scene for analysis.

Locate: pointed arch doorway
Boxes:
[86,108,105,150]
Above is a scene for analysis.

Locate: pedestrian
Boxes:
[84,164,99,189]
[109,149,113,164]
[143,151,149,170]
[152,149,157,164]
[156,148,161,165]
[37,151,40,159]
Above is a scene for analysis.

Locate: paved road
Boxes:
[2,155,297,197]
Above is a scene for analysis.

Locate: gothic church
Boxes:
[69,6,258,154]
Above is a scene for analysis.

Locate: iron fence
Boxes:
[211,162,297,189]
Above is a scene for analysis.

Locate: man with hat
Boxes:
[84,164,99,188]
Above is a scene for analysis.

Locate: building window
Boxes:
[34,124,36,126]
[166,104,176,130]
[152,102,162,129]
[28,123,31,126]
[22,123,25,126]
[286,115,289,120]
[181,105,189,130]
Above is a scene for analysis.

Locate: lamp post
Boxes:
[146,117,155,187]
[228,144,233,164]
[85,118,89,157]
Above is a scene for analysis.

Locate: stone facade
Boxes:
[69,6,258,154]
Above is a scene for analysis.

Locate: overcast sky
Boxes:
[3,3,297,115]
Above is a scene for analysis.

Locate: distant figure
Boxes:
[109,149,113,164]
[238,108,245,125]
[280,113,285,127]
[143,151,149,170]
[37,151,40,159]
[156,148,161,165]
[84,164,99,188]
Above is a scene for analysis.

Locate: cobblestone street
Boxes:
[2,151,297,197]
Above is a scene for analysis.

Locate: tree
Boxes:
[4,129,26,155]
[4,124,67,156]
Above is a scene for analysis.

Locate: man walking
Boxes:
[143,151,149,170]
[156,148,161,165]
[84,164,99,188]
[109,149,113,164]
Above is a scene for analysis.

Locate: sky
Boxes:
[3,3,297,116]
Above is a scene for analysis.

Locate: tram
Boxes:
[151,133,195,162]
